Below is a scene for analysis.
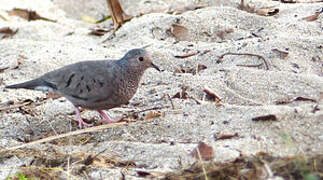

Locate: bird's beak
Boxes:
[151,62,161,71]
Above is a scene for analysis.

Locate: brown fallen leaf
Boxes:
[8,8,56,22]
[214,133,239,140]
[203,86,222,102]
[145,111,162,120]
[174,51,199,58]
[192,142,214,161]
[256,8,279,16]
[89,27,111,36]
[0,27,18,39]
[106,0,132,30]
[239,0,279,16]
[302,8,323,22]
[252,114,277,121]
[272,48,289,59]
[170,24,191,41]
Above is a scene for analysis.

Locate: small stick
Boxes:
[166,94,175,109]
[134,106,168,114]
[0,101,32,111]
[236,63,263,68]
[2,122,127,152]
[218,52,269,70]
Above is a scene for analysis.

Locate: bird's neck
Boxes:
[116,61,144,84]
[117,59,145,77]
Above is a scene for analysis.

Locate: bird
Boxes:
[6,48,160,128]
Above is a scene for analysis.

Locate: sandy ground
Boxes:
[0,0,322,179]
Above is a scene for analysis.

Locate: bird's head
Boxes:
[122,48,160,72]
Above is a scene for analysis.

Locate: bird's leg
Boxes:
[98,110,122,124]
[74,107,92,128]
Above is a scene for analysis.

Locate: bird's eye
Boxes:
[138,57,144,61]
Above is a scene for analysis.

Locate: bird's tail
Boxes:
[6,79,43,90]
[5,78,56,92]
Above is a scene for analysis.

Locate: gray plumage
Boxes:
[6,48,160,128]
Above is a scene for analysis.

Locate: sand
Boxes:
[0,0,322,179]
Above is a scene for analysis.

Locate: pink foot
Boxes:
[98,110,122,124]
[74,107,93,128]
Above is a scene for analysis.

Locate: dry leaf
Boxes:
[192,142,214,161]
[239,0,279,16]
[174,51,199,58]
[272,49,289,59]
[302,8,323,22]
[106,0,132,30]
[145,111,162,120]
[170,24,190,41]
[89,27,111,36]
[8,8,56,22]
[252,114,277,121]
[256,8,279,16]
[0,27,18,39]
[214,133,239,140]
[204,86,222,102]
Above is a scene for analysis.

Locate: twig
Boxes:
[174,51,199,58]
[166,94,175,109]
[236,63,264,68]
[218,52,269,70]
[2,122,126,152]
[196,148,209,180]
[134,106,169,114]
[0,101,32,111]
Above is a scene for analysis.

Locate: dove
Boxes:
[6,48,160,128]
